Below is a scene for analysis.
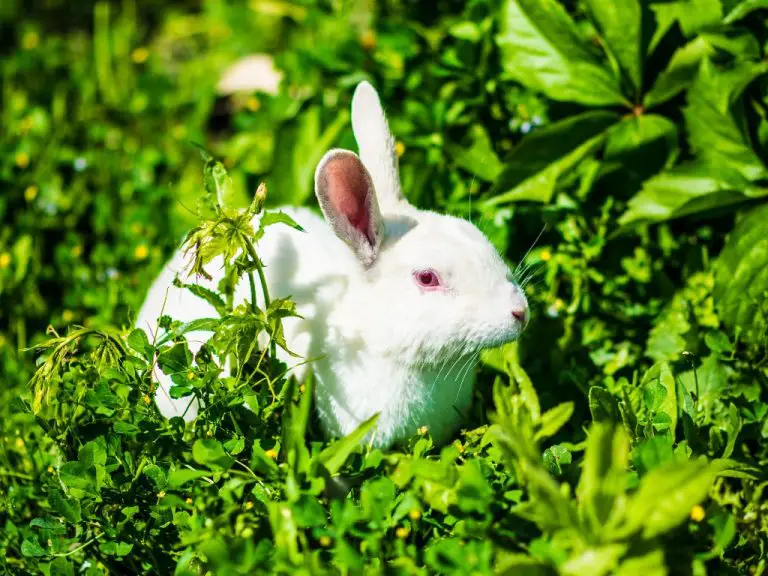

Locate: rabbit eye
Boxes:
[414,269,441,289]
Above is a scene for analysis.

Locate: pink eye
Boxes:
[414,269,441,289]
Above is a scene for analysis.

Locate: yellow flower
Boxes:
[408,509,421,521]
[453,441,465,453]
[690,505,705,522]
[15,152,30,169]
[187,371,195,380]
[206,430,213,437]
[395,527,410,539]
[245,501,254,510]
[24,186,38,202]
[319,535,332,547]
[62,310,74,323]
[15,438,24,449]
[134,245,149,261]
[131,47,149,64]
[142,395,151,405]
[299,384,306,394]
[540,249,552,262]
[157,491,166,499]
[22,32,39,50]
[418,425,428,436]
[265,449,278,460]
[360,30,376,50]
[185,497,193,505]
[246,97,261,112]
[395,141,406,158]
[47,466,54,474]
[0,253,11,270]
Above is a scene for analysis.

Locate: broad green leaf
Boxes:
[582,0,643,92]
[614,549,666,576]
[713,203,768,345]
[50,557,75,576]
[143,464,168,490]
[723,0,768,23]
[495,553,555,575]
[543,444,572,475]
[126,328,152,360]
[48,488,81,524]
[497,0,626,106]
[623,460,714,538]
[640,362,677,434]
[192,439,234,471]
[684,59,768,182]
[315,413,380,476]
[577,423,630,531]
[618,160,768,225]
[167,468,209,489]
[604,115,678,165]
[589,386,620,423]
[21,538,47,557]
[489,111,619,205]
[644,37,714,108]
[446,124,504,182]
[651,0,723,38]
[561,544,628,576]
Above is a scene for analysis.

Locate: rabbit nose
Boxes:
[511,308,528,324]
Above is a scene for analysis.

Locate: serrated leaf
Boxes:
[143,464,168,490]
[714,203,768,345]
[645,36,714,108]
[723,0,768,23]
[543,444,572,475]
[489,111,618,205]
[21,537,47,557]
[497,0,625,106]
[259,210,306,233]
[126,328,152,360]
[535,402,574,441]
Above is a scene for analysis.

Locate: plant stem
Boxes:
[243,238,277,360]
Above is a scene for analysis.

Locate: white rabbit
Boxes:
[136,81,529,448]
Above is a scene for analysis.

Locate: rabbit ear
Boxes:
[315,149,384,267]
[351,81,407,211]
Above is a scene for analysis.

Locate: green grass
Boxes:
[1,0,768,574]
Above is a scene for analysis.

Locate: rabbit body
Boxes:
[138,82,529,448]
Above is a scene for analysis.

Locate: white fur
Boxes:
[136,81,529,448]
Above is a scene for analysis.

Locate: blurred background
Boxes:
[2,0,768,572]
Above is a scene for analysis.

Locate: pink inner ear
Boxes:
[324,155,372,239]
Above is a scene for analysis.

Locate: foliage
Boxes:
[1,0,767,574]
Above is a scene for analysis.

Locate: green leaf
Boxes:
[113,421,139,435]
[723,0,768,23]
[446,124,504,182]
[167,468,209,489]
[577,423,630,531]
[644,37,714,108]
[48,488,81,524]
[589,387,620,423]
[156,342,192,377]
[640,362,677,433]
[192,439,235,471]
[259,210,306,233]
[624,460,714,538]
[713,203,768,345]
[582,0,643,92]
[315,413,380,476]
[489,111,619,205]
[497,0,626,106]
[143,464,168,490]
[561,544,628,576]
[543,444,572,475]
[619,160,768,225]
[21,537,47,557]
[651,0,723,38]
[684,59,768,182]
[614,549,666,576]
[535,402,574,441]
[50,557,75,576]
[126,328,153,361]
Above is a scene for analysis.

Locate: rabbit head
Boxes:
[314,82,528,367]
